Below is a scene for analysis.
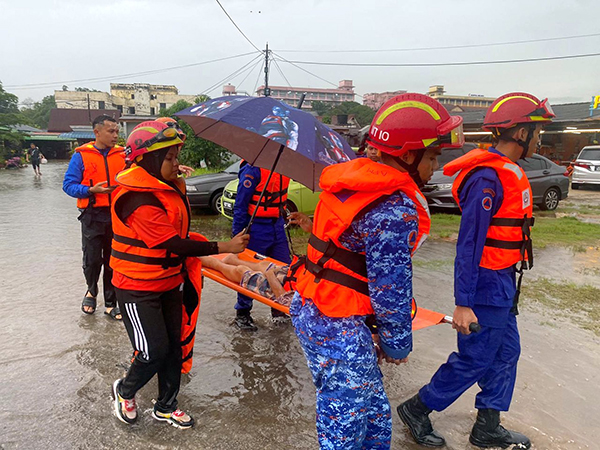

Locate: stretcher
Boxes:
[201,249,450,332]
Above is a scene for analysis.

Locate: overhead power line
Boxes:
[200,54,263,95]
[214,0,262,53]
[277,32,600,53]
[282,52,600,67]
[5,52,258,90]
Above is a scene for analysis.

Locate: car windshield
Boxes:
[437,148,465,168]
[578,148,600,161]
[223,160,241,174]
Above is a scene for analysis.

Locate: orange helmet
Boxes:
[366,93,464,157]
[155,116,187,142]
[125,120,184,163]
[483,93,555,136]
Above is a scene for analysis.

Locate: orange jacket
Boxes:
[75,142,125,208]
[248,168,290,218]
[444,148,534,270]
[110,165,191,281]
[295,158,431,318]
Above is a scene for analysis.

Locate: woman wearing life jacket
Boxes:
[110,120,248,429]
[291,93,465,450]
[398,93,554,449]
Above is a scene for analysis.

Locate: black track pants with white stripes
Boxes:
[116,285,183,413]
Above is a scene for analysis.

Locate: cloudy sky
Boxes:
[2,0,600,106]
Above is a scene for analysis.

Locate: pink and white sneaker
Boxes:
[152,408,195,429]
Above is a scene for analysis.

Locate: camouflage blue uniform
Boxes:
[291,192,417,450]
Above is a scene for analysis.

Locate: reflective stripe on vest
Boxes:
[110,165,190,281]
[75,142,125,209]
[294,158,430,318]
[248,168,290,218]
[446,148,534,270]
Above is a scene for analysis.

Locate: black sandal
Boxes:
[82,296,97,315]
[105,306,123,321]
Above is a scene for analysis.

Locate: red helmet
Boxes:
[125,120,184,163]
[155,116,187,142]
[366,93,464,157]
[483,93,555,136]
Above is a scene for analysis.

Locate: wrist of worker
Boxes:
[378,340,411,360]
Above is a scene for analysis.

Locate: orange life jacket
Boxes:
[248,167,290,218]
[110,165,191,281]
[75,142,125,209]
[444,148,534,271]
[294,158,431,318]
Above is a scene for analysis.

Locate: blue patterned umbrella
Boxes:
[175,95,356,191]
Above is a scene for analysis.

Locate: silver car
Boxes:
[572,145,600,189]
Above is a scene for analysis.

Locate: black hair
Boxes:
[92,114,118,129]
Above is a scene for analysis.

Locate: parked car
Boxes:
[185,160,240,213]
[423,147,570,211]
[220,177,321,220]
[571,145,600,189]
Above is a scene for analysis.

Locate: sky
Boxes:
[2,0,600,106]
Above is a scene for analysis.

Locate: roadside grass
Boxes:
[430,213,600,249]
[523,277,600,336]
[190,167,222,177]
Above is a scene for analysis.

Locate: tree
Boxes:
[75,87,100,92]
[20,95,56,129]
[329,101,375,128]
[159,99,231,169]
[0,81,25,162]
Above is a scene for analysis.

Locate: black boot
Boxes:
[234,309,258,331]
[397,394,446,447]
[469,409,531,449]
[271,307,291,324]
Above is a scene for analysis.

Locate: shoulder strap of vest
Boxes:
[308,235,367,277]
[113,192,169,250]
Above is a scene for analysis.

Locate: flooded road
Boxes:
[1,162,599,449]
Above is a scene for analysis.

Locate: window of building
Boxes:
[160,103,166,110]
[128,107,135,114]
[150,107,155,115]
[131,94,135,99]
[116,105,123,113]
[98,101,105,109]
[150,95,157,100]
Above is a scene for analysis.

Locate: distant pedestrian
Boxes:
[27,143,44,176]
[62,114,124,320]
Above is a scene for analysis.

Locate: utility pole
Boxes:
[264,43,270,97]
[87,94,92,124]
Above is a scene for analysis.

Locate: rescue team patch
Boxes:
[522,189,531,209]
[482,196,492,211]
[482,188,496,197]
[407,229,418,248]
[243,179,253,188]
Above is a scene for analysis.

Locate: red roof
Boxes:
[47,108,121,132]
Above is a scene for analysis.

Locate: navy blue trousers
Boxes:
[419,313,520,412]
[234,219,291,311]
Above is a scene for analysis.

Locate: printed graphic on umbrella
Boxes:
[176,95,356,192]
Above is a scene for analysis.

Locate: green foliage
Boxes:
[310,101,375,128]
[160,98,231,169]
[75,87,100,92]
[20,95,56,129]
[0,81,25,161]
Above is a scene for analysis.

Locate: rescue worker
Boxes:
[397,93,555,449]
[63,114,124,320]
[291,93,465,449]
[110,120,248,428]
[232,162,291,330]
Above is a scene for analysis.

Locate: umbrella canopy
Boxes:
[175,96,356,191]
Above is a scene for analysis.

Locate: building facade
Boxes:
[55,83,197,116]
[427,85,494,109]
[255,80,355,109]
[363,90,407,110]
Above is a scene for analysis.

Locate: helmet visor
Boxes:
[436,122,465,149]
[528,98,555,120]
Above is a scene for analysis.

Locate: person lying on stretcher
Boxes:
[200,254,294,307]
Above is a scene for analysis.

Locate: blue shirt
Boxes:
[62,146,112,199]
[232,163,261,235]
[454,147,516,327]
[291,192,417,361]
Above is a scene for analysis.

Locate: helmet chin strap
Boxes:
[392,150,426,187]
[499,124,536,160]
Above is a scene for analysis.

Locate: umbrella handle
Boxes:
[245,144,285,232]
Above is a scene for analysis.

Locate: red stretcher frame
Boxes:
[201,249,448,331]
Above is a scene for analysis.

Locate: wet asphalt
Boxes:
[0,162,598,449]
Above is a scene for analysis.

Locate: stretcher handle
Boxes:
[443,315,481,333]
